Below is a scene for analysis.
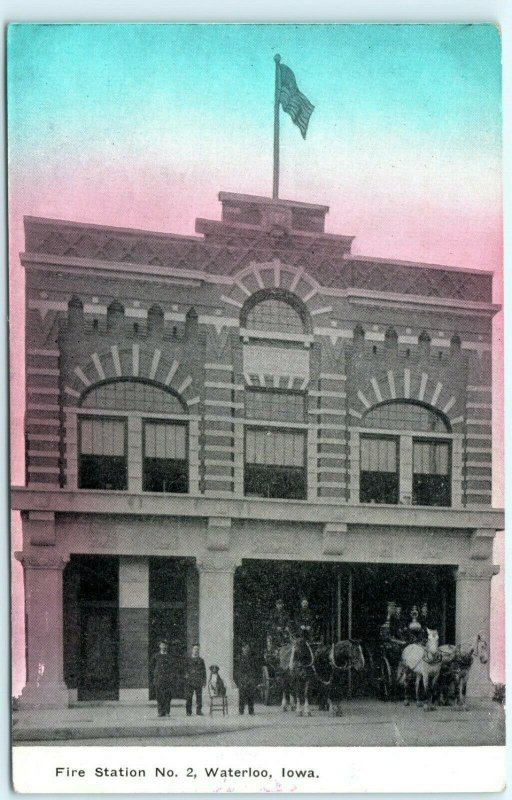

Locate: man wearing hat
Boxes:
[151,639,173,717]
[295,597,315,641]
[184,644,207,716]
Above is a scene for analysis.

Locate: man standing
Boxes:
[234,643,258,715]
[184,644,207,716]
[151,639,173,717]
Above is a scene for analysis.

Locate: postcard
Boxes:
[8,22,505,793]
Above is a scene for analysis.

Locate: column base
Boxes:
[18,682,70,709]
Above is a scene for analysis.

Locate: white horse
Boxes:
[398,628,442,710]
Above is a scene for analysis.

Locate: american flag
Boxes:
[279,63,315,139]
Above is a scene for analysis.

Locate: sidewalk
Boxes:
[13,698,505,746]
[13,700,270,743]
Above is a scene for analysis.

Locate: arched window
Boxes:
[245,298,304,335]
[78,379,188,494]
[81,379,186,414]
[359,400,452,507]
[362,400,450,433]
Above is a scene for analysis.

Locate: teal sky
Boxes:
[9,23,501,162]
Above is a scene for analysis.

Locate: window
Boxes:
[413,440,451,506]
[245,390,305,422]
[143,421,188,493]
[360,436,399,504]
[81,380,184,414]
[363,401,449,432]
[246,299,304,335]
[245,429,306,499]
[357,400,453,507]
[79,417,127,490]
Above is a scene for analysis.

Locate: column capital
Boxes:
[15,550,69,571]
[197,556,240,575]
[456,565,499,582]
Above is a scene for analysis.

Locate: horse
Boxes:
[314,641,365,716]
[437,633,488,709]
[279,634,315,717]
[398,628,442,710]
[263,634,295,711]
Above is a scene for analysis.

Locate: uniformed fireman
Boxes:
[267,598,291,646]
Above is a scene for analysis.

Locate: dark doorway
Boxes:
[148,558,189,699]
[76,556,119,701]
[234,560,343,660]
[350,563,456,648]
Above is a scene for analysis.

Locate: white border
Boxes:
[4,3,510,799]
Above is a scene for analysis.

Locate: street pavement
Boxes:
[14,698,505,747]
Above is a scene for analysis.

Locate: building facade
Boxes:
[12,192,503,707]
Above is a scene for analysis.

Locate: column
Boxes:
[118,556,149,704]
[16,551,69,708]
[197,556,238,695]
[455,563,497,698]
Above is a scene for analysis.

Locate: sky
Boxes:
[7,24,504,693]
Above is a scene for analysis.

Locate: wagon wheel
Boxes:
[379,655,392,701]
[261,666,271,705]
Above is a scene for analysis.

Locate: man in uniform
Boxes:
[389,604,406,643]
[151,639,173,717]
[184,644,207,716]
[295,597,315,641]
[267,598,291,646]
[234,643,258,715]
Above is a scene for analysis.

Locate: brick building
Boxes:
[12,191,503,707]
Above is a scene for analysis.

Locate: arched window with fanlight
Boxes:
[358,400,452,507]
[78,378,188,494]
[245,297,305,335]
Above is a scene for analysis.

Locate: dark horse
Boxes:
[263,635,295,711]
[314,641,366,716]
[279,634,315,716]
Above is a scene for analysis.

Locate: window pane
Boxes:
[363,401,449,432]
[82,380,184,413]
[246,299,304,334]
[246,430,304,467]
[81,419,93,454]
[145,422,186,459]
[413,441,449,475]
[245,390,305,422]
[361,437,396,473]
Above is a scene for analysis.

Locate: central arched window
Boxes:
[78,379,188,494]
[359,400,452,507]
[246,298,304,335]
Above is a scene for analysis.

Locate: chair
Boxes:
[208,667,228,716]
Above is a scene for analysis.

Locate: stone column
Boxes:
[455,559,497,698]
[16,551,70,708]
[118,556,149,704]
[197,553,238,695]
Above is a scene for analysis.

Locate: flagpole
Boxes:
[273,54,281,200]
